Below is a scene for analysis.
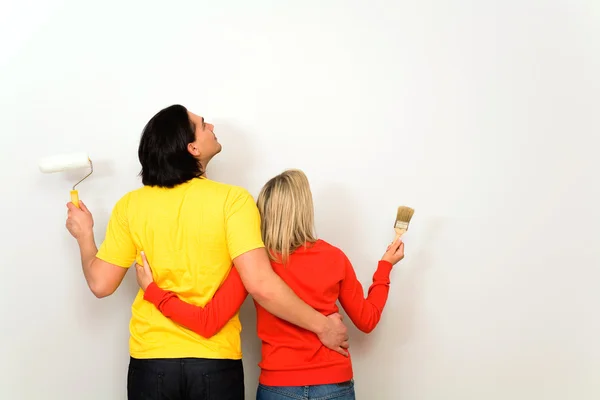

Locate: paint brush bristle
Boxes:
[394,206,414,232]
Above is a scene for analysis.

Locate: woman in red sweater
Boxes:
[135,169,405,399]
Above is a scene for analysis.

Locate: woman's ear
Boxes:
[187,143,200,156]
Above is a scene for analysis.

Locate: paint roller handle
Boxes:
[70,190,80,208]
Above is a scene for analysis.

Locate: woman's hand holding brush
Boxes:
[382,237,404,265]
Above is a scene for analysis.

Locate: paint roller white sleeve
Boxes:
[38,152,90,173]
[38,152,92,208]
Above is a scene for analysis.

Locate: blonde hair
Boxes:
[257,169,317,264]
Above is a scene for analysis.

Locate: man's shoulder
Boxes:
[199,179,254,200]
[112,187,138,208]
[117,179,254,208]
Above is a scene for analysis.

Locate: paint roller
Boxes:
[38,152,93,208]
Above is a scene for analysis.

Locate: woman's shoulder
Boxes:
[309,239,348,259]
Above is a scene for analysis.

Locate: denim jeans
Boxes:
[127,357,244,399]
[256,380,355,400]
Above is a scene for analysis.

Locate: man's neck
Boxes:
[200,159,210,178]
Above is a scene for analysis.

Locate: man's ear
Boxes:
[187,143,200,156]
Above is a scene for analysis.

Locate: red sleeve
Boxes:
[338,255,393,334]
[143,267,249,338]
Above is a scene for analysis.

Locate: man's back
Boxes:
[97,177,264,359]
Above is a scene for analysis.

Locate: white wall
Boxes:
[1,1,599,399]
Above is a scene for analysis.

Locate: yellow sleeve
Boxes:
[225,187,265,260]
[96,194,137,268]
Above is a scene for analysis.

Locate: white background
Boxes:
[1,1,599,399]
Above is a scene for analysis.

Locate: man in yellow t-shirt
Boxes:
[65,104,349,400]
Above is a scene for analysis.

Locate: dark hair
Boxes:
[138,104,203,187]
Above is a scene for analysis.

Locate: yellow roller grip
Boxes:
[70,190,80,208]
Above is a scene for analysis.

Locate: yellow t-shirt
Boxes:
[96,177,264,360]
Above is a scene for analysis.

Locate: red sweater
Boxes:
[144,239,393,386]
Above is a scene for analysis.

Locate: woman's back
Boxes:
[255,239,394,386]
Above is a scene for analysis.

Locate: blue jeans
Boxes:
[256,380,355,400]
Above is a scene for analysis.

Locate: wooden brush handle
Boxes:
[393,228,407,242]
